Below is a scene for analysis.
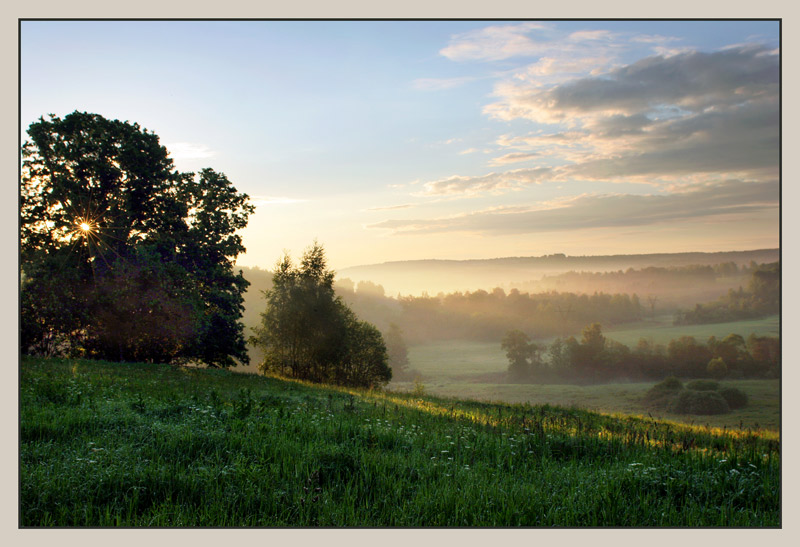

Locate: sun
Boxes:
[79,221,93,232]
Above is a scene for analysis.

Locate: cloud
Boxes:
[486,45,778,123]
[489,152,539,165]
[415,167,553,196]
[166,142,215,160]
[440,22,552,62]
[369,179,778,236]
[423,24,778,216]
[566,30,620,43]
[519,55,613,81]
[416,44,777,198]
[629,34,681,45]
[366,204,415,211]
[560,99,779,181]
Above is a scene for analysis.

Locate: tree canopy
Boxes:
[21,111,254,367]
[251,242,391,388]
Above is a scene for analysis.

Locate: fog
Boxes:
[336,249,778,298]
[235,250,779,380]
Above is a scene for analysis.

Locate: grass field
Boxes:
[21,356,779,527]
[403,315,780,379]
[394,380,780,431]
[602,314,779,347]
[396,315,780,431]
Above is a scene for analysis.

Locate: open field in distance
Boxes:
[390,380,780,432]
[391,315,780,431]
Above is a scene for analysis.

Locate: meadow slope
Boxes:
[21,356,779,527]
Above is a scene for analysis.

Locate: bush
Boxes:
[719,387,749,409]
[643,376,683,408]
[654,376,683,391]
[669,390,730,415]
[686,379,720,391]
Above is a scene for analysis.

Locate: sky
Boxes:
[20,20,780,270]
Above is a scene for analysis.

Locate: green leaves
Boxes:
[252,243,391,388]
[20,111,253,367]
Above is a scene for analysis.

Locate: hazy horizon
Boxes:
[21,20,780,271]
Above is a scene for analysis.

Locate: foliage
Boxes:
[669,390,730,415]
[501,329,537,380]
[20,112,253,367]
[706,358,728,380]
[643,376,684,408]
[384,323,410,379]
[746,334,780,378]
[21,356,780,526]
[666,336,712,378]
[674,263,780,325]
[251,243,391,388]
[719,387,749,410]
[495,319,779,384]
[654,376,684,391]
[391,288,643,344]
[646,377,751,416]
[686,379,721,391]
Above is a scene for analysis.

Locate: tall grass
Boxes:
[20,356,779,527]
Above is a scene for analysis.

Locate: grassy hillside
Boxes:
[399,380,780,431]
[21,356,779,527]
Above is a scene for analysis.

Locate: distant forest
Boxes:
[514,262,763,310]
[337,249,778,296]
[674,262,780,325]
[238,261,780,352]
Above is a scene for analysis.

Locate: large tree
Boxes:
[251,242,391,388]
[20,111,254,366]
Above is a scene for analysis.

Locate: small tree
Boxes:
[707,357,728,379]
[338,318,392,388]
[384,323,410,379]
[502,329,533,380]
[251,242,391,388]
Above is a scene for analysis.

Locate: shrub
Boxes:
[412,377,426,397]
[669,389,730,415]
[643,376,683,408]
[686,379,720,391]
[654,376,683,391]
[719,387,749,409]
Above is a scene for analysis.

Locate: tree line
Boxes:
[330,282,645,344]
[673,262,780,325]
[20,112,391,388]
[501,324,780,384]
